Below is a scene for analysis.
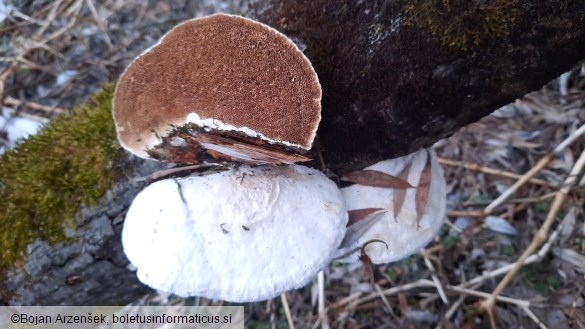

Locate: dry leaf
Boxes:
[342,169,414,189]
[348,208,384,226]
[398,293,409,316]
[334,211,386,260]
[361,253,375,285]
[359,239,388,285]
[552,247,585,269]
[484,216,518,235]
[559,207,576,244]
[414,151,432,229]
[393,160,413,219]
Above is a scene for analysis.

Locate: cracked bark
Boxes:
[1,156,166,305]
[2,0,585,305]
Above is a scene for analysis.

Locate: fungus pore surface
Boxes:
[113,13,321,158]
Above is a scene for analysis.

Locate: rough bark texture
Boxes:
[248,0,585,172]
[1,156,166,305]
[2,0,585,305]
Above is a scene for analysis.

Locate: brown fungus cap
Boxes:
[113,13,321,162]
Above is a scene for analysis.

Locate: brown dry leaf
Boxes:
[393,160,413,219]
[398,293,409,316]
[347,208,384,226]
[415,151,432,229]
[360,253,375,285]
[337,212,386,256]
[359,240,388,285]
[342,169,414,189]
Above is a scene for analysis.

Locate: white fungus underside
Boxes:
[122,165,347,302]
[339,149,446,264]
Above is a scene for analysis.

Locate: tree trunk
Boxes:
[1,156,166,305]
[249,0,585,172]
[2,0,584,305]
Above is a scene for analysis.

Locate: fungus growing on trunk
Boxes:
[335,149,446,263]
[122,165,348,302]
[115,14,347,302]
[116,13,447,302]
[113,13,321,165]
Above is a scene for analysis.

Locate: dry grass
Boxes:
[1,1,584,328]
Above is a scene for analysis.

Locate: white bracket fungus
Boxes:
[122,165,348,302]
[115,13,447,302]
[335,149,446,264]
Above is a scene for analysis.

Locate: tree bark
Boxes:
[1,156,166,305]
[248,0,585,172]
[2,0,584,305]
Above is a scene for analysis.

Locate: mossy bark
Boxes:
[1,0,585,305]
[0,88,166,305]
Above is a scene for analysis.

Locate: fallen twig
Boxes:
[438,157,556,188]
[317,271,330,329]
[4,95,65,115]
[483,123,585,215]
[281,293,296,329]
[445,285,549,329]
[481,147,585,312]
[421,249,449,304]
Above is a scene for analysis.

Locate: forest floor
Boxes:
[1,1,584,328]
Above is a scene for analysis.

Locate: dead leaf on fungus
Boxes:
[414,151,432,229]
[393,159,413,220]
[348,208,385,226]
[342,169,414,189]
[359,239,389,285]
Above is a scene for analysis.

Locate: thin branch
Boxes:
[438,157,556,188]
[4,96,65,115]
[1,106,50,123]
[317,271,330,329]
[445,285,549,329]
[421,249,449,304]
[281,293,296,329]
[483,123,585,215]
[85,0,114,49]
[482,147,585,310]
[349,279,435,307]
[460,209,569,288]
[374,284,395,314]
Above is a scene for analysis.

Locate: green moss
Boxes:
[0,85,121,275]
[404,0,520,50]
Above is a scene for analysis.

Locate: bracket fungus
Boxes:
[335,149,446,264]
[116,13,345,302]
[116,13,447,303]
[112,13,321,165]
[122,165,348,302]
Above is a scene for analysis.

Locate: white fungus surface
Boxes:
[122,164,348,302]
[338,149,446,264]
[186,112,304,149]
